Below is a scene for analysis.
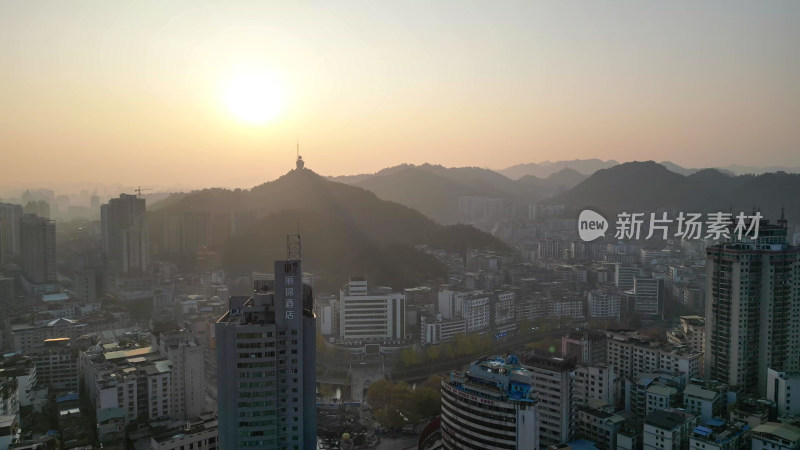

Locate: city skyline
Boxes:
[2,1,799,189]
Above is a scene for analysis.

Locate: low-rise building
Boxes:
[751,422,800,450]
[684,382,726,424]
[689,418,749,450]
[730,398,774,428]
[575,406,628,449]
[28,338,79,393]
[419,315,466,345]
[0,415,19,450]
[0,355,36,408]
[768,369,800,417]
[81,334,204,426]
[11,316,129,353]
[642,409,698,450]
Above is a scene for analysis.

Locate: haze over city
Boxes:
[4,3,800,450]
[2,1,800,190]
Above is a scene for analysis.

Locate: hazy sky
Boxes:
[2,1,799,189]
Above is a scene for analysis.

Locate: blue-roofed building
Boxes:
[689,419,749,450]
[440,355,540,449]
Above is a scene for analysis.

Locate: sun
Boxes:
[223,73,284,123]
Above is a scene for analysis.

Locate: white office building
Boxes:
[338,278,405,341]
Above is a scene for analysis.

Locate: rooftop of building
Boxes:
[150,414,218,443]
[0,354,35,373]
[550,439,600,450]
[605,330,702,356]
[647,384,678,396]
[449,355,536,403]
[525,352,578,371]
[691,419,749,444]
[684,383,721,400]
[680,315,705,327]
[752,422,800,443]
[731,397,774,415]
[83,343,173,388]
[645,410,690,430]
[97,407,126,423]
[0,415,16,428]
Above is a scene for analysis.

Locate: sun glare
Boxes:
[223,73,284,123]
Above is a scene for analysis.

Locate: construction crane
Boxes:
[134,186,153,197]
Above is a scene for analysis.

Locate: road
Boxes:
[350,362,388,403]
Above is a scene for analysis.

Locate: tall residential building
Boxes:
[606,331,702,381]
[404,286,432,307]
[573,363,617,407]
[526,353,575,447]
[0,203,23,264]
[587,288,621,320]
[614,264,639,291]
[461,292,491,333]
[74,268,99,302]
[704,218,800,395]
[440,355,539,449]
[101,194,148,274]
[437,288,464,320]
[561,330,607,366]
[633,277,664,318]
[20,214,56,288]
[216,259,316,449]
[492,290,516,333]
[121,228,149,273]
[23,200,50,219]
[337,278,405,341]
[151,326,205,420]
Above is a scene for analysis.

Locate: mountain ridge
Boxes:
[150,167,509,290]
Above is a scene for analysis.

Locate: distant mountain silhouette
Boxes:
[354,166,510,223]
[317,160,800,227]
[550,161,683,210]
[499,159,619,179]
[352,164,527,223]
[151,167,508,290]
[717,164,800,176]
[658,161,735,177]
[549,161,800,225]
[517,168,588,192]
[330,164,590,223]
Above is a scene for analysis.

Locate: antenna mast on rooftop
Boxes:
[287,232,301,261]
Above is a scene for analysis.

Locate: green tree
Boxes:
[453,333,474,357]
[425,345,440,362]
[368,380,414,429]
[399,348,420,368]
[412,386,441,420]
[440,343,455,360]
